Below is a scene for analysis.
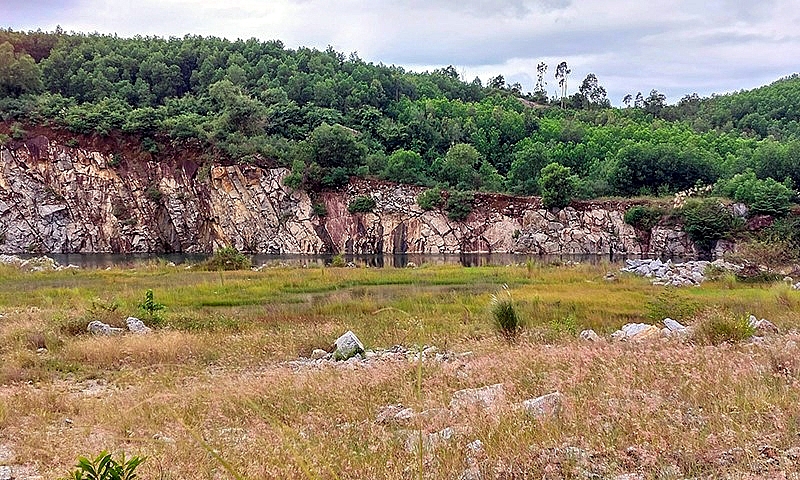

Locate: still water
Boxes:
[34,252,642,269]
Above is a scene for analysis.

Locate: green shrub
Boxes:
[539,162,578,209]
[491,285,523,339]
[646,288,701,322]
[445,190,473,221]
[715,171,794,217]
[623,205,664,231]
[68,450,145,480]
[312,202,328,218]
[680,198,740,251]
[144,185,163,204]
[137,289,165,321]
[692,309,755,345]
[348,195,376,213]
[330,253,346,267]
[200,246,251,271]
[417,188,445,211]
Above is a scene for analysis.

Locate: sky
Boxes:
[2,0,799,105]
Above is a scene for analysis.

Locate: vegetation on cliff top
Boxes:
[0,28,799,212]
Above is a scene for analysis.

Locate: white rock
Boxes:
[332,330,364,360]
[0,466,11,480]
[87,320,125,336]
[310,349,328,360]
[611,323,661,342]
[579,329,601,342]
[663,318,687,332]
[450,383,505,411]
[126,316,151,334]
[521,391,563,419]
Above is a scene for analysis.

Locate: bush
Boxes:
[200,246,251,271]
[312,202,328,218]
[692,309,755,345]
[623,205,664,231]
[680,198,740,252]
[444,190,474,221]
[348,195,376,213]
[715,171,794,217]
[137,289,165,321]
[539,162,578,209]
[491,285,523,339]
[417,188,445,211]
[68,450,145,480]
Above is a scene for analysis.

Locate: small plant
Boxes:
[145,185,163,204]
[137,289,165,320]
[348,195,376,214]
[312,202,328,218]
[417,188,445,211]
[646,288,701,322]
[491,284,523,339]
[200,246,251,271]
[68,450,145,480]
[692,309,755,345]
[624,205,664,231]
[330,253,346,267]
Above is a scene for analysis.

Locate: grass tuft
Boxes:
[691,308,756,345]
[490,284,523,340]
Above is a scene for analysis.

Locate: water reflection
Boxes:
[27,252,665,269]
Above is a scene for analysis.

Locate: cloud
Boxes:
[1,0,799,104]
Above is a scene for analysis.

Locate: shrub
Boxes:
[348,195,376,214]
[312,202,328,218]
[144,185,163,204]
[137,289,165,320]
[330,253,346,267]
[623,205,664,231]
[444,190,473,221]
[200,246,251,271]
[680,198,740,252]
[491,285,523,339]
[646,288,701,322]
[68,450,145,480]
[715,171,794,216]
[692,309,755,345]
[539,162,578,209]
[417,188,445,211]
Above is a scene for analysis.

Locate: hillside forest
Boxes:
[0,29,799,242]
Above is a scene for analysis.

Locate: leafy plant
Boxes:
[200,246,251,271]
[692,309,755,345]
[491,284,523,339]
[137,289,164,320]
[539,162,578,209]
[68,451,145,480]
[416,188,445,211]
[680,198,741,252]
[444,190,473,221]
[312,202,328,218]
[330,253,346,267]
[348,195,376,213]
[624,204,664,231]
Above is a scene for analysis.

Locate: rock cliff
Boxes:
[0,135,699,256]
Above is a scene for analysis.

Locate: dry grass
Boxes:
[0,262,799,478]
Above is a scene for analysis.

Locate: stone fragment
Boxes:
[611,323,661,342]
[332,331,364,360]
[310,349,328,360]
[450,383,505,412]
[522,392,563,419]
[579,329,601,342]
[0,466,10,480]
[749,315,779,334]
[376,404,414,425]
[126,316,151,334]
[662,318,686,332]
[87,320,125,336]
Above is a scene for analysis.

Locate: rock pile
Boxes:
[87,317,152,336]
[0,254,79,272]
[584,314,778,343]
[621,258,740,286]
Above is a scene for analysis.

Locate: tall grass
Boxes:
[490,284,523,339]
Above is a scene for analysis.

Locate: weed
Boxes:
[646,288,701,322]
[330,254,346,267]
[692,309,755,345]
[348,195,376,213]
[491,284,523,339]
[67,451,145,480]
[137,289,165,321]
[199,246,251,271]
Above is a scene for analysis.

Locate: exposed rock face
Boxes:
[0,136,701,255]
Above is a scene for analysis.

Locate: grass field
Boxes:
[0,261,799,479]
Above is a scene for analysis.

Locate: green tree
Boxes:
[381,149,427,185]
[539,162,578,209]
[438,143,481,190]
[0,41,42,96]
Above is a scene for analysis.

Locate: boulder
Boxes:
[332,330,365,360]
[87,320,125,336]
[579,329,601,342]
[310,348,328,360]
[611,323,661,342]
[450,383,505,412]
[521,391,563,419]
[126,316,152,334]
[749,315,778,334]
[376,404,414,425]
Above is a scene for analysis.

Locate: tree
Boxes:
[381,149,427,185]
[308,123,367,170]
[539,162,578,209]
[533,62,548,102]
[643,89,667,115]
[578,73,609,109]
[634,92,644,108]
[438,143,481,190]
[488,74,505,90]
[554,61,571,109]
[622,94,633,108]
[0,41,43,96]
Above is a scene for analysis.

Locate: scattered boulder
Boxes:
[793,282,800,291]
[662,318,687,332]
[332,330,365,361]
[450,383,505,412]
[749,315,778,334]
[126,316,152,334]
[376,404,414,425]
[521,392,563,419]
[603,272,617,282]
[621,258,740,287]
[579,329,601,342]
[310,348,329,360]
[611,323,662,342]
[87,320,125,336]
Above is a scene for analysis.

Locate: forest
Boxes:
[0,28,799,209]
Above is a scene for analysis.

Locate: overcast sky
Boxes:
[2,0,798,104]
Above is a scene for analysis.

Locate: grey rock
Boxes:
[310,348,328,360]
[450,383,505,412]
[87,320,125,336]
[611,323,661,342]
[749,315,778,334]
[0,466,11,480]
[663,318,687,332]
[376,404,414,425]
[522,391,563,419]
[579,329,601,342]
[126,316,151,334]
[332,330,364,361]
